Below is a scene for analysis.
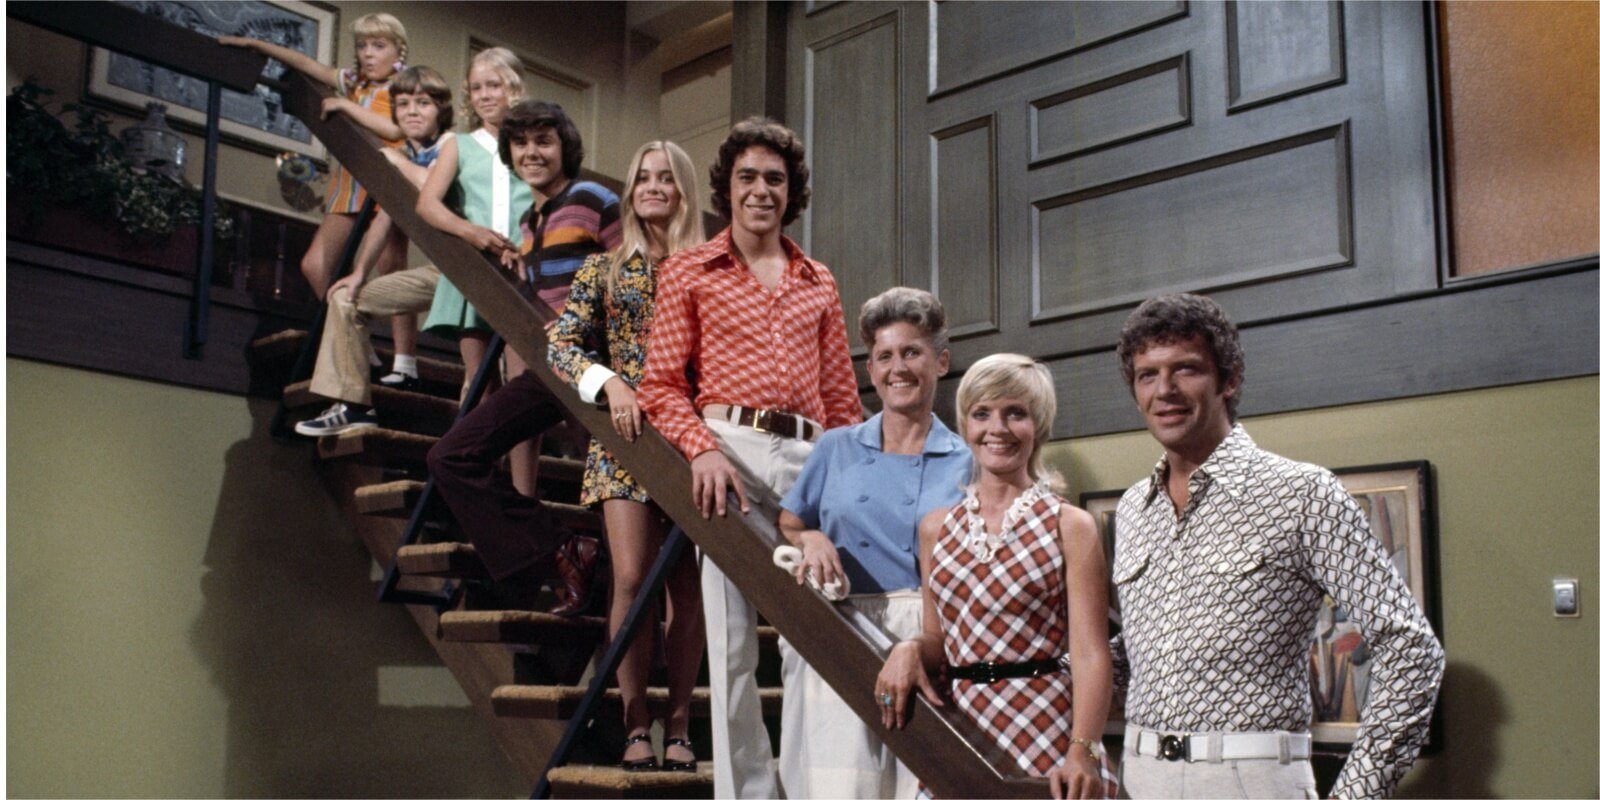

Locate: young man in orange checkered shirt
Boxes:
[639,117,863,799]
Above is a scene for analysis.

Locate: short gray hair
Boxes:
[858,287,950,355]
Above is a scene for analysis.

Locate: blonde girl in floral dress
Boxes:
[876,354,1117,800]
[546,141,707,771]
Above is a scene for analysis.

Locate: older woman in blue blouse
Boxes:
[775,287,972,799]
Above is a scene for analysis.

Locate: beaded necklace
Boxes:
[960,479,1051,563]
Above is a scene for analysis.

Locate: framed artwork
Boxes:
[1079,488,1127,734]
[86,0,337,160]
[1079,461,1439,752]
[1316,460,1439,751]
[1079,488,1125,625]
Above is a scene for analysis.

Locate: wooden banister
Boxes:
[279,71,1049,798]
[8,2,267,93]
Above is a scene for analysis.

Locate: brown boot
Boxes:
[548,534,600,617]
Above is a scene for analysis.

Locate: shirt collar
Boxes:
[1143,424,1258,505]
[849,412,963,455]
[688,227,821,283]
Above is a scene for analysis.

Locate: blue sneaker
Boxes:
[294,403,378,437]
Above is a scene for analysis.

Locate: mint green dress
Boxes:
[423,128,533,337]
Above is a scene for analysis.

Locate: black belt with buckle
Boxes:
[947,658,1060,684]
[1158,734,1190,762]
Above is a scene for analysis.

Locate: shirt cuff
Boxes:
[578,365,619,404]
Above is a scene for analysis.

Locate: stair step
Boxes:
[394,541,492,579]
[439,609,608,645]
[249,329,466,389]
[491,685,782,720]
[546,762,712,799]
[284,380,459,436]
[317,428,585,481]
[439,609,781,650]
[364,485,600,530]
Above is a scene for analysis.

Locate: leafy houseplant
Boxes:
[7,79,233,241]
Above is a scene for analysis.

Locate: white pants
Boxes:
[1120,745,1317,799]
[701,419,812,800]
[779,590,923,799]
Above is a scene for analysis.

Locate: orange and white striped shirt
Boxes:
[323,68,401,214]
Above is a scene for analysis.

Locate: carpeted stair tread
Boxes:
[438,609,609,644]
[317,428,585,480]
[546,762,712,799]
[316,426,438,469]
[249,329,466,388]
[439,608,780,648]
[364,484,599,530]
[284,380,459,436]
[491,685,782,720]
[394,541,491,579]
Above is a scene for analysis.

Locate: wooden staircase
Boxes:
[253,330,784,797]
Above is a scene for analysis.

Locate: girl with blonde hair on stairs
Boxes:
[547,140,706,772]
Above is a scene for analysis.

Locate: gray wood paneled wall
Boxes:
[735,0,1597,437]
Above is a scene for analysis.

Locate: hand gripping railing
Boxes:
[277,70,1049,799]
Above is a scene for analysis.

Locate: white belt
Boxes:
[1125,724,1311,763]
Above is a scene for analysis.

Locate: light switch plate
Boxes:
[1553,578,1580,617]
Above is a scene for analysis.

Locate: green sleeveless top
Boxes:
[423,128,533,337]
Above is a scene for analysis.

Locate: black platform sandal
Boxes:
[620,733,658,771]
[662,737,697,772]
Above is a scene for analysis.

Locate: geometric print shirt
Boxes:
[638,227,863,460]
[1113,426,1444,799]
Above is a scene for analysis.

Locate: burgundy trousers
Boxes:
[426,370,578,581]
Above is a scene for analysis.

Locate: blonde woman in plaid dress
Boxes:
[876,354,1116,800]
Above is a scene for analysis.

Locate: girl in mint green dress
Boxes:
[415,47,530,384]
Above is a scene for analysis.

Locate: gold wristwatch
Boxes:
[1068,736,1104,761]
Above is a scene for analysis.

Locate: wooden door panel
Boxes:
[788,0,1438,370]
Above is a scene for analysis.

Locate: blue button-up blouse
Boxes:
[781,412,972,593]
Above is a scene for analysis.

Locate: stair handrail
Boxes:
[277,70,1050,799]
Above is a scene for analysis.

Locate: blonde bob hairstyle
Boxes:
[955,353,1065,493]
[608,140,705,293]
[463,47,526,130]
[349,13,409,70]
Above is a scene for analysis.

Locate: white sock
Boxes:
[369,352,383,368]
[391,354,418,378]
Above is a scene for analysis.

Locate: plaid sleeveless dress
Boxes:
[924,483,1116,797]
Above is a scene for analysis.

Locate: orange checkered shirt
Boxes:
[639,228,864,460]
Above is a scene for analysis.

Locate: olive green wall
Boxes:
[1044,376,1600,799]
[6,358,523,797]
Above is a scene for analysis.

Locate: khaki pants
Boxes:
[308,265,439,407]
[700,418,812,800]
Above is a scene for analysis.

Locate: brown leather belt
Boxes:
[702,404,821,443]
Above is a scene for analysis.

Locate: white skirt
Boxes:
[779,589,924,799]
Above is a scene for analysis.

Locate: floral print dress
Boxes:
[546,250,655,506]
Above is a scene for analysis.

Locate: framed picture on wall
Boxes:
[1079,488,1124,625]
[1079,488,1126,733]
[86,0,337,160]
[1316,460,1440,751]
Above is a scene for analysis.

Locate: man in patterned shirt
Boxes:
[639,117,863,799]
[1110,294,1443,799]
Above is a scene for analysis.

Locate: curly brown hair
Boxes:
[708,117,810,225]
[1116,293,1245,421]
